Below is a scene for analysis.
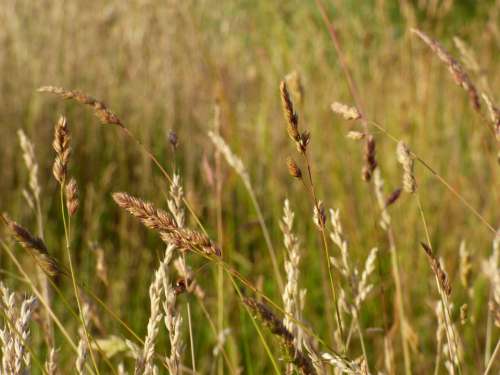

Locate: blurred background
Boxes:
[0,0,498,373]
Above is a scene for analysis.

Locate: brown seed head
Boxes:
[421,242,452,296]
[65,178,79,216]
[280,81,300,142]
[38,86,124,127]
[286,157,302,179]
[2,215,62,277]
[52,116,70,185]
[362,135,377,182]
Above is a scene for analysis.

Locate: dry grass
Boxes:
[0,1,499,374]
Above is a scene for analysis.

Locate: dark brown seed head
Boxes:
[362,135,377,182]
[168,130,179,150]
[3,215,62,277]
[385,188,402,208]
[280,81,300,142]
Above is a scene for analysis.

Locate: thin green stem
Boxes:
[60,187,100,375]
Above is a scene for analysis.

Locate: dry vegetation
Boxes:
[0,1,499,374]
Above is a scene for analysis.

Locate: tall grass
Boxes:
[0,1,499,374]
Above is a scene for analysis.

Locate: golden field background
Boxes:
[0,0,499,374]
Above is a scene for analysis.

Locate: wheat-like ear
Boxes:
[112,192,220,256]
[38,86,124,127]
[2,215,63,277]
[52,116,70,185]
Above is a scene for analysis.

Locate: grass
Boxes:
[0,1,499,374]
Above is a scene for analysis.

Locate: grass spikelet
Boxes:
[38,86,124,127]
[362,135,377,182]
[280,81,300,143]
[2,215,63,277]
[280,199,302,344]
[411,28,480,111]
[112,192,220,256]
[331,102,361,121]
[421,243,452,296]
[243,297,316,375]
[17,130,40,201]
[286,157,302,179]
[396,141,417,193]
[65,178,79,216]
[285,71,304,107]
[52,116,70,185]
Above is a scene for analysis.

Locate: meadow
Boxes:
[0,0,499,374]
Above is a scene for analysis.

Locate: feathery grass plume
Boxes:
[411,28,480,111]
[285,71,304,108]
[396,141,417,193]
[329,208,350,276]
[17,130,40,203]
[0,283,37,375]
[421,242,452,296]
[112,192,220,256]
[286,157,302,179]
[160,245,183,375]
[482,94,500,141]
[38,86,124,127]
[0,283,17,373]
[280,199,302,348]
[52,116,70,185]
[362,135,377,182]
[65,178,79,216]
[134,265,164,375]
[243,297,316,375]
[2,215,62,277]
[331,102,361,121]
[355,248,378,308]
[14,296,37,373]
[458,241,472,292]
[208,130,252,188]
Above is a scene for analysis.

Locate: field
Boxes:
[0,1,499,374]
